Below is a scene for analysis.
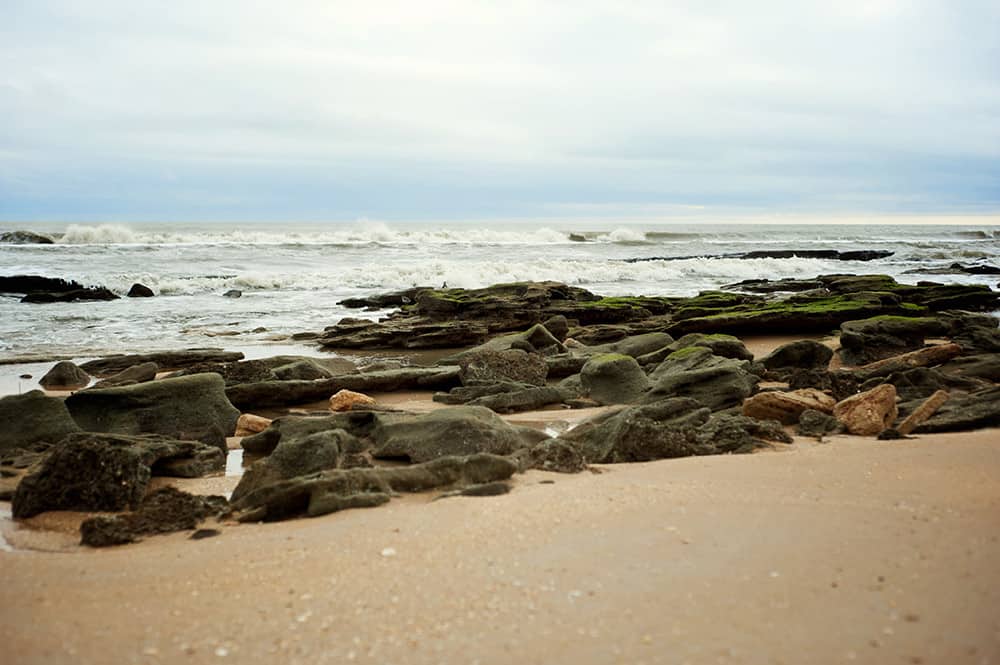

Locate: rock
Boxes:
[0,230,54,244]
[320,320,490,350]
[372,406,532,463]
[126,283,155,298]
[840,316,949,365]
[467,386,568,413]
[855,343,963,379]
[223,289,242,298]
[11,432,224,518]
[39,361,91,389]
[761,340,834,372]
[832,384,898,435]
[913,386,1000,433]
[798,409,845,438]
[436,482,512,499]
[662,333,753,361]
[0,274,118,302]
[433,381,535,405]
[329,389,377,412]
[939,354,1000,382]
[897,390,949,435]
[545,354,588,378]
[65,373,241,452]
[338,287,431,309]
[787,369,861,402]
[858,367,985,402]
[644,348,759,411]
[272,359,333,381]
[511,440,587,473]
[953,325,1000,355]
[232,428,359,501]
[458,348,548,387]
[0,391,81,453]
[585,332,676,362]
[91,361,158,389]
[567,325,630,345]
[580,354,650,405]
[542,315,570,341]
[79,349,244,377]
[241,411,378,455]
[741,389,836,425]
[225,367,461,410]
[80,487,227,547]
[229,454,518,522]
[235,413,272,437]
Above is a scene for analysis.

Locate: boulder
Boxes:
[580,353,650,405]
[91,361,158,389]
[798,409,845,439]
[235,413,272,437]
[229,454,518,522]
[240,412,379,455]
[832,384,898,435]
[542,315,570,341]
[662,333,753,361]
[644,348,759,411]
[760,340,834,372]
[79,349,244,376]
[372,406,531,463]
[223,289,242,298]
[126,283,155,298]
[839,316,949,365]
[80,487,227,547]
[272,359,333,381]
[329,389,377,412]
[38,361,90,389]
[0,391,81,453]
[65,373,240,452]
[741,389,836,425]
[458,348,548,387]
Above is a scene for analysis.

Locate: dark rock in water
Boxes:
[644,348,759,411]
[79,349,244,376]
[65,374,240,452]
[627,250,892,263]
[0,230,54,244]
[0,391,81,453]
[798,409,845,439]
[232,428,359,501]
[580,354,650,405]
[905,262,1000,276]
[568,233,588,242]
[761,340,834,372]
[914,386,1000,433]
[0,275,117,303]
[338,287,431,309]
[459,348,548,387]
[39,361,91,389]
[226,366,461,410]
[223,289,242,298]
[11,432,224,518]
[229,454,518,522]
[126,283,155,298]
[80,487,227,547]
[723,278,826,293]
[91,361,158,389]
[372,406,533,463]
[241,411,377,455]
[839,316,949,366]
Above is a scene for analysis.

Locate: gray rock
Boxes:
[459,348,548,387]
[761,340,834,371]
[39,361,91,389]
[798,409,845,438]
[580,353,650,404]
[79,349,244,377]
[80,487,227,547]
[839,316,949,365]
[372,406,531,463]
[644,348,759,411]
[914,386,1000,433]
[241,411,377,455]
[585,332,676,360]
[65,373,240,452]
[542,315,570,341]
[91,361,158,389]
[939,354,1000,382]
[664,333,753,361]
[126,283,154,298]
[271,359,334,381]
[223,289,242,298]
[467,386,568,413]
[0,391,81,453]
[0,230,54,244]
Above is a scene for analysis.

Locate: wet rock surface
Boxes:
[580,353,650,404]
[0,391,82,453]
[80,487,227,547]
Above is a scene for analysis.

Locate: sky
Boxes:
[1,1,998,222]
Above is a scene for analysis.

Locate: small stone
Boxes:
[381,547,397,557]
[234,413,272,437]
[329,389,377,412]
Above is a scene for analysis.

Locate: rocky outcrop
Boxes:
[272,359,333,381]
[80,487,227,547]
[760,340,834,372]
[832,384,898,435]
[241,412,380,455]
[644,348,759,410]
[741,389,836,425]
[458,348,548,387]
[329,389,377,412]
[126,283,155,297]
[940,354,1000,382]
[0,274,118,303]
[661,333,753,361]
[0,391,81,453]
[839,316,949,365]
[39,361,91,389]
[91,361,158,389]
[229,454,518,522]
[580,354,650,404]
[0,230,54,244]
[65,373,240,451]
[465,386,568,413]
[79,349,245,376]
[629,249,893,263]
[913,386,1000,433]
[372,406,532,463]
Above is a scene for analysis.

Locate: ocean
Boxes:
[2,220,999,362]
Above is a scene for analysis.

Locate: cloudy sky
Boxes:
[1,1,998,222]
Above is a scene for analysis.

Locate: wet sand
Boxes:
[2,429,999,664]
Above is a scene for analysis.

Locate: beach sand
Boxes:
[2,428,998,665]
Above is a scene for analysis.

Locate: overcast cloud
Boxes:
[1,1,998,221]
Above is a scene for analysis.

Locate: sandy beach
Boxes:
[2,426,998,665]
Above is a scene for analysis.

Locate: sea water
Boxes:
[1,220,998,361]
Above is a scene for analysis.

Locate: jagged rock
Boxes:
[761,340,834,372]
[226,367,461,410]
[229,454,518,522]
[897,390,950,435]
[833,384,898,435]
[80,487,227,547]
[858,367,986,402]
[272,359,333,381]
[741,389,836,425]
[232,428,360,501]
[372,406,532,463]
[65,373,240,452]
[0,230,54,244]
[79,349,244,376]
[787,369,862,402]
[914,386,1000,433]
[511,440,587,473]
[0,391,81,453]
[126,283,154,298]
[235,413,272,437]
[723,278,825,293]
[0,274,118,303]
[467,386,567,413]
[329,389,377,412]
[91,361,158,389]
[458,348,548,387]
[840,316,949,365]
[644,348,759,411]
[241,412,377,455]
[39,361,90,389]
[580,354,650,405]
[338,287,430,309]
[11,432,224,518]
[798,409,845,438]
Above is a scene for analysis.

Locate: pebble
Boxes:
[381,547,397,557]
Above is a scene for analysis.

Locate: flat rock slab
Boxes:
[79,349,245,376]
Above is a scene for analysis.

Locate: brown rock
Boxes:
[741,389,836,425]
[897,389,949,436]
[235,413,273,437]
[329,389,377,412]
[859,343,963,376]
[833,384,898,435]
